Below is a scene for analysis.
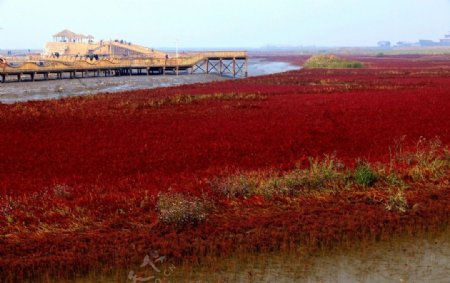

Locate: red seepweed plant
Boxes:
[0,54,449,282]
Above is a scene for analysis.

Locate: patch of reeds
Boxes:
[304,55,364,69]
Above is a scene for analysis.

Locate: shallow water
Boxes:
[49,228,450,283]
[0,59,300,104]
[247,59,300,77]
[170,229,450,283]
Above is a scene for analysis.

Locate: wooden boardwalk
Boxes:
[0,51,248,83]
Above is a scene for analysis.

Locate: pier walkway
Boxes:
[0,51,248,83]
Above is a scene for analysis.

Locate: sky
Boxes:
[0,0,449,49]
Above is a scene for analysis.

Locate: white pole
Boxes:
[176,39,179,76]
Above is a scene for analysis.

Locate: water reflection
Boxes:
[171,229,450,283]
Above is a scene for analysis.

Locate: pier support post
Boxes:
[31,72,36,82]
[206,59,209,74]
[1,74,5,83]
[245,58,248,78]
[233,58,236,78]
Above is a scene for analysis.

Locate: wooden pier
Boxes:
[0,51,248,83]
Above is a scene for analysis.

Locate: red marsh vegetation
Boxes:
[0,54,449,281]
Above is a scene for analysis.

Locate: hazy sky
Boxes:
[0,0,449,49]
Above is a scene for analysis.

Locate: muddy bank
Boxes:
[0,58,300,103]
[0,74,228,103]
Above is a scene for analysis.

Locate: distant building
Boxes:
[440,39,450,46]
[396,41,414,47]
[440,32,450,46]
[395,32,450,48]
[419,40,438,47]
[377,41,391,48]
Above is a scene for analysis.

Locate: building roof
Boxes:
[53,29,94,40]
[53,29,77,38]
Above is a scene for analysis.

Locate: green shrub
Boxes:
[354,164,377,187]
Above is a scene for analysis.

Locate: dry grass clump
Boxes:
[385,189,408,213]
[405,138,449,181]
[118,92,266,110]
[156,192,213,227]
[211,155,348,198]
[149,92,266,108]
[209,172,263,198]
[304,55,364,69]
